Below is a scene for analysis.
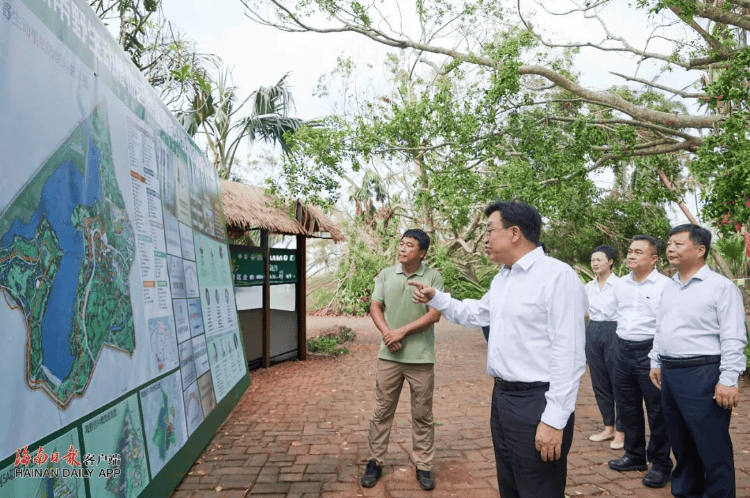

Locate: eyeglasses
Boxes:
[483,225,513,238]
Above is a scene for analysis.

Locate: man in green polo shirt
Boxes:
[360,229,444,491]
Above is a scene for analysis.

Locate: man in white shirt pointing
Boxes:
[649,224,746,497]
[409,200,587,498]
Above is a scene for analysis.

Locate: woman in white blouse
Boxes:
[585,245,625,449]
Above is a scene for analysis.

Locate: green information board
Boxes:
[270,249,297,284]
[230,245,264,287]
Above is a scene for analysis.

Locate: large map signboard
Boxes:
[0,0,249,496]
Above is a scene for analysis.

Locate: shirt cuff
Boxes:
[428,290,449,311]
[719,371,740,387]
[650,359,661,369]
[540,405,569,431]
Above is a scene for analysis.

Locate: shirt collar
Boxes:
[672,264,710,285]
[512,246,544,272]
[627,268,660,284]
[396,262,425,276]
[602,272,619,286]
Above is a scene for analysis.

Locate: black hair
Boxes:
[592,245,616,262]
[669,224,711,260]
[484,200,541,244]
[402,229,430,253]
[632,235,661,255]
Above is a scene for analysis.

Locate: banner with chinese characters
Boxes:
[269,249,298,284]
[230,245,265,287]
[0,0,249,496]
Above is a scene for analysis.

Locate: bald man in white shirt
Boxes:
[410,200,587,498]
[649,224,746,497]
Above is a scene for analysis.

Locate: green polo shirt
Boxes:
[372,262,444,364]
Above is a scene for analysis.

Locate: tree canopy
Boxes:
[95,0,750,310]
[240,0,750,307]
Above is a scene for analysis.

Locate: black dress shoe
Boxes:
[416,469,435,491]
[360,460,382,488]
[608,455,648,471]
[643,468,671,488]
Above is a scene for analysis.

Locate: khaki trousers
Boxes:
[367,359,435,471]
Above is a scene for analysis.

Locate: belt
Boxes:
[494,378,550,392]
[618,338,653,350]
[659,355,721,368]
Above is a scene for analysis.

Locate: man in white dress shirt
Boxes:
[649,224,746,497]
[608,235,672,489]
[409,200,587,498]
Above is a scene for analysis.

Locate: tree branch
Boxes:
[539,139,700,186]
[247,0,725,130]
[689,0,750,31]
[668,5,727,55]
[546,116,698,141]
[609,72,706,99]
[517,0,694,69]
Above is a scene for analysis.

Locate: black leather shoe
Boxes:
[360,460,382,488]
[608,455,648,471]
[416,469,435,490]
[643,468,671,488]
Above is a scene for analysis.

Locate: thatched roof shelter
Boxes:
[221,180,345,242]
[295,201,345,241]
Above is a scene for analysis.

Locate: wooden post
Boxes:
[261,229,271,368]
[297,233,307,361]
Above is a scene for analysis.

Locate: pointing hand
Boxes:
[408,281,435,303]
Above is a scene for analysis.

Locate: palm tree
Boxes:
[177,68,311,179]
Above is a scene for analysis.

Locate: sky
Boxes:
[159,0,702,223]
[160,0,700,116]
[161,0,394,120]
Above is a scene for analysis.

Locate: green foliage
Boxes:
[544,196,673,267]
[428,243,498,300]
[307,326,355,356]
[283,45,692,310]
[714,233,749,279]
[307,275,338,311]
[329,220,396,316]
[307,332,352,356]
[691,47,750,235]
[175,70,310,179]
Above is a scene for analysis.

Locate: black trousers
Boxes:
[490,382,574,498]
[614,337,672,472]
[661,358,735,498]
[585,320,622,430]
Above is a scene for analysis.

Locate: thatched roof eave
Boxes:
[221,180,345,242]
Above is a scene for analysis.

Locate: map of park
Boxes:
[0,103,136,408]
[152,389,177,460]
[106,405,147,498]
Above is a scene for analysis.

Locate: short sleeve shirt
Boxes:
[372,262,444,364]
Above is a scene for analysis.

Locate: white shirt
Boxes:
[614,269,669,341]
[585,273,620,321]
[428,247,587,430]
[649,265,747,386]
